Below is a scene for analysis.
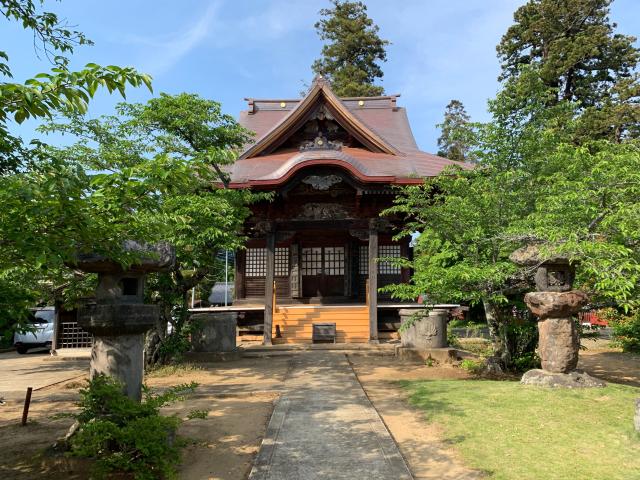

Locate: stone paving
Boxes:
[249,351,413,480]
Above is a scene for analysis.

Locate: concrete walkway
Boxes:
[249,352,413,480]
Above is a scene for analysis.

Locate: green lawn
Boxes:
[404,379,640,480]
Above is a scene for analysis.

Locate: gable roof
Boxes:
[240,76,398,159]
[229,76,470,188]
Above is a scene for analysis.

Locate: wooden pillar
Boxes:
[368,219,379,342]
[234,249,245,301]
[264,227,276,345]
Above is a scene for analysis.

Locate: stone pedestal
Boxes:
[191,312,237,353]
[521,369,606,388]
[525,291,587,374]
[538,317,579,373]
[635,398,640,432]
[91,334,145,401]
[399,308,448,349]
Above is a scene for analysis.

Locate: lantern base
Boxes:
[520,369,606,388]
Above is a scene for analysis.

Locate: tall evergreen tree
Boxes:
[497,0,640,141]
[436,99,476,162]
[312,0,389,97]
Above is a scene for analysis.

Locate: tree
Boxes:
[497,0,640,141]
[311,0,389,97]
[41,94,261,365]
[0,0,151,334]
[0,0,152,174]
[386,69,640,367]
[436,100,477,162]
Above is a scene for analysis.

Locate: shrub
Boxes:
[67,375,198,480]
[459,358,486,375]
[500,320,540,372]
[600,308,640,353]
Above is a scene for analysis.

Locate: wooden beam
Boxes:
[263,228,276,345]
[368,220,379,342]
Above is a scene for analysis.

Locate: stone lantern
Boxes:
[510,245,605,387]
[74,241,175,400]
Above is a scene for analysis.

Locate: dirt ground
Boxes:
[578,342,640,387]
[0,357,290,480]
[0,347,638,480]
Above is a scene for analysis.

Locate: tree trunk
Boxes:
[483,299,509,369]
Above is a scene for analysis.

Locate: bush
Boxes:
[500,321,540,372]
[459,358,486,375]
[600,308,640,353]
[67,375,198,479]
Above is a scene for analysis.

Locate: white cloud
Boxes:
[120,1,222,76]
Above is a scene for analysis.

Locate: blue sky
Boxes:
[3,0,639,152]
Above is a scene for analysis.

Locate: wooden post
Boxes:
[368,220,379,342]
[264,228,276,345]
[21,387,33,426]
[234,249,245,301]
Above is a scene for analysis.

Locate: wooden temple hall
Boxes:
[222,77,460,345]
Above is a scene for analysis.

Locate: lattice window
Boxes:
[379,244,402,274]
[275,247,289,276]
[301,247,322,275]
[358,244,402,275]
[324,247,345,275]
[246,248,266,277]
[59,322,93,349]
[359,245,369,275]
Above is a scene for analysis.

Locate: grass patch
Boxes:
[404,379,640,480]
[458,338,493,357]
[147,363,203,378]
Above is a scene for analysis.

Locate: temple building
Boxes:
[227,77,461,345]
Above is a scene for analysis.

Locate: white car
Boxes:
[13,307,55,354]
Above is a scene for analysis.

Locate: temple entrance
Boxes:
[301,246,345,298]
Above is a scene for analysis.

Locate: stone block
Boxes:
[524,291,588,319]
[520,369,606,388]
[91,334,145,401]
[395,346,458,364]
[399,308,448,349]
[635,398,640,432]
[191,312,237,353]
[538,317,579,373]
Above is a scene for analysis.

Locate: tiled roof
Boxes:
[230,77,468,187]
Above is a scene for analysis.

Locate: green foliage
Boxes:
[600,307,640,352]
[497,0,640,142]
[0,0,151,334]
[312,0,389,97]
[436,99,477,162]
[499,320,540,372]
[68,375,197,479]
[38,93,262,365]
[186,409,209,420]
[447,331,461,349]
[459,358,486,375]
[0,0,152,174]
[385,42,640,361]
